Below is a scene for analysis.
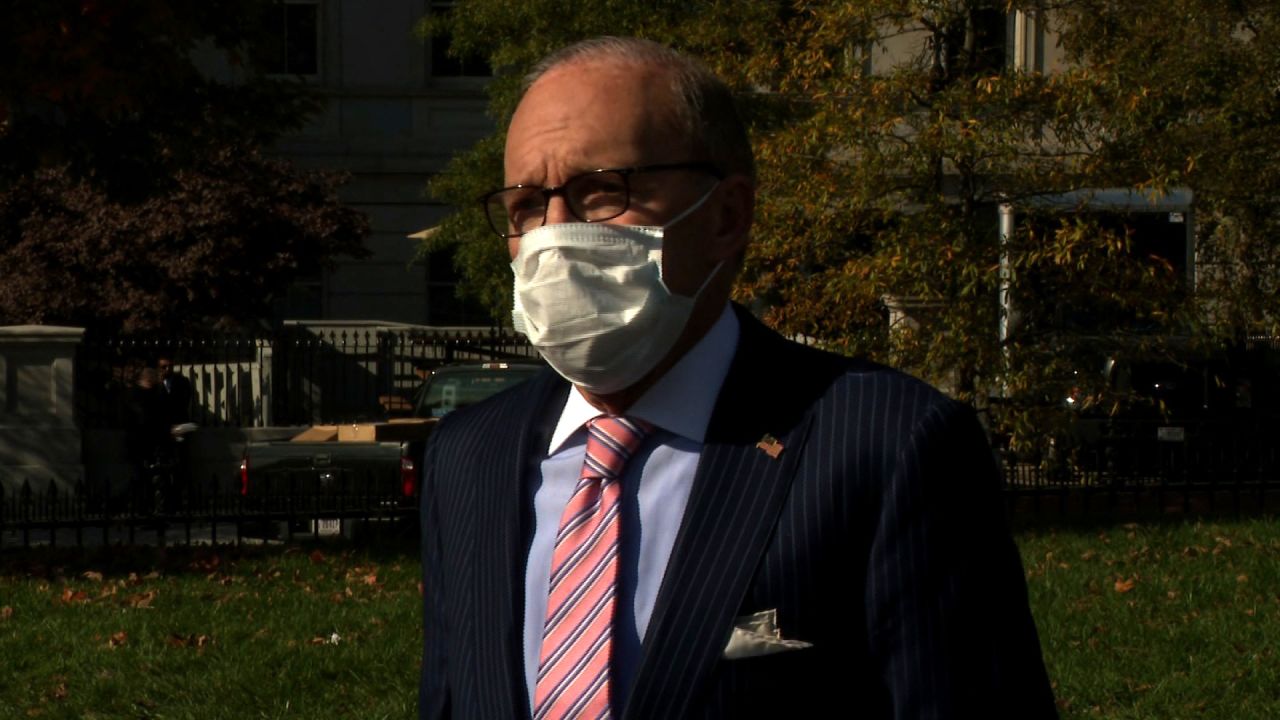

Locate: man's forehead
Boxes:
[504,59,687,182]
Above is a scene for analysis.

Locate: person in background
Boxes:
[155,355,192,427]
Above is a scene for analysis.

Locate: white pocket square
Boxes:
[722,609,813,660]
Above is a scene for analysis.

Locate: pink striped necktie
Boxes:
[533,415,653,720]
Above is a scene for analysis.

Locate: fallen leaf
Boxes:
[166,633,211,648]
[108,631,128,648]
[52,683,68,700]
[59,589,89,605]
[309,550,326,564]
[143,571,160,580]
[191,555,221,571]
[126,591,156,609]
[363,574,378,585]
[0,606,12,620]
[1237,574,1249,584]
[82,571,103,583]
[1114,577,1137,593]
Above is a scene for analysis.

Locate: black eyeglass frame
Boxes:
[479,161,723,239]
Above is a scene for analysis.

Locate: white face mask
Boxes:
[510,185,720,394]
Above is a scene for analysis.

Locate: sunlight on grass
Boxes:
[0,544,420,719]
[1018,518,1279,719]
[2,519,1275,719]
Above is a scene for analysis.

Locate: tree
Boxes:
[0,0,368,334]
[421,1,1280,448]
[1052,0,1280,340]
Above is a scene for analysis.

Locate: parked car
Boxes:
[239,362,542,537]
[410,362,543,418]
[1057,344,1280,479]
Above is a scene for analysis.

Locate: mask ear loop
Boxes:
[692,258,726,298]
[657,182,725,297]
[662,181,720,229]
[660,255,726,300]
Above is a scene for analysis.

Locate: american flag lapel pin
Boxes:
[756,434,784,459]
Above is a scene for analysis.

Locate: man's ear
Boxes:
[707,174,755,261]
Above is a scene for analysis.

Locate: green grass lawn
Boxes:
[1,518,1276,719]
[1020,517,1280,719]
[0,543,422,719]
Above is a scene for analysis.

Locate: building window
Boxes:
[938,6,1008,78]
[426,248,491,326]
[428,1,490,78]
[260,1,320,76]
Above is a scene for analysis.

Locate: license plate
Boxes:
[316,519,342,536]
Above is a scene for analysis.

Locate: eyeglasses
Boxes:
[480,162,722,239]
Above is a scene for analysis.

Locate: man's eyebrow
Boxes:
[507,164,626,188]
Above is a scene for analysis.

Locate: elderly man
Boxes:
[420,37,1055,720]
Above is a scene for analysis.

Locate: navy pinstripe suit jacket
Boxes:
[420,305,1056,719]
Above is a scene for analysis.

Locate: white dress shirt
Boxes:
[522,304,740,713]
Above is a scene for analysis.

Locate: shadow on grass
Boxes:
[0,532,420,582]
[1007,485,1280,531]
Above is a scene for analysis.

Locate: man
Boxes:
[420,37,1056,719]
[156,355,193,427]
[136,355,193,514]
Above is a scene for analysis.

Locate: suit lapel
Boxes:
[472,371,568,720]
[623,310,817,719]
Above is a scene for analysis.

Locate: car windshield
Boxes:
[415,366,540,418]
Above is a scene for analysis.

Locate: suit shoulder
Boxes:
[780,339,960,423]
[727,310,967,444]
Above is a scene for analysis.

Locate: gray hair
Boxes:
[521,37,755,182]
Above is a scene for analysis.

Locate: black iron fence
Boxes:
[5,418,1279,549]
[1001,416,1280,517]
[1,469,419,550]
[75,324,538,428]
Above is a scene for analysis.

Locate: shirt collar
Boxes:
[547,304,740,454]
